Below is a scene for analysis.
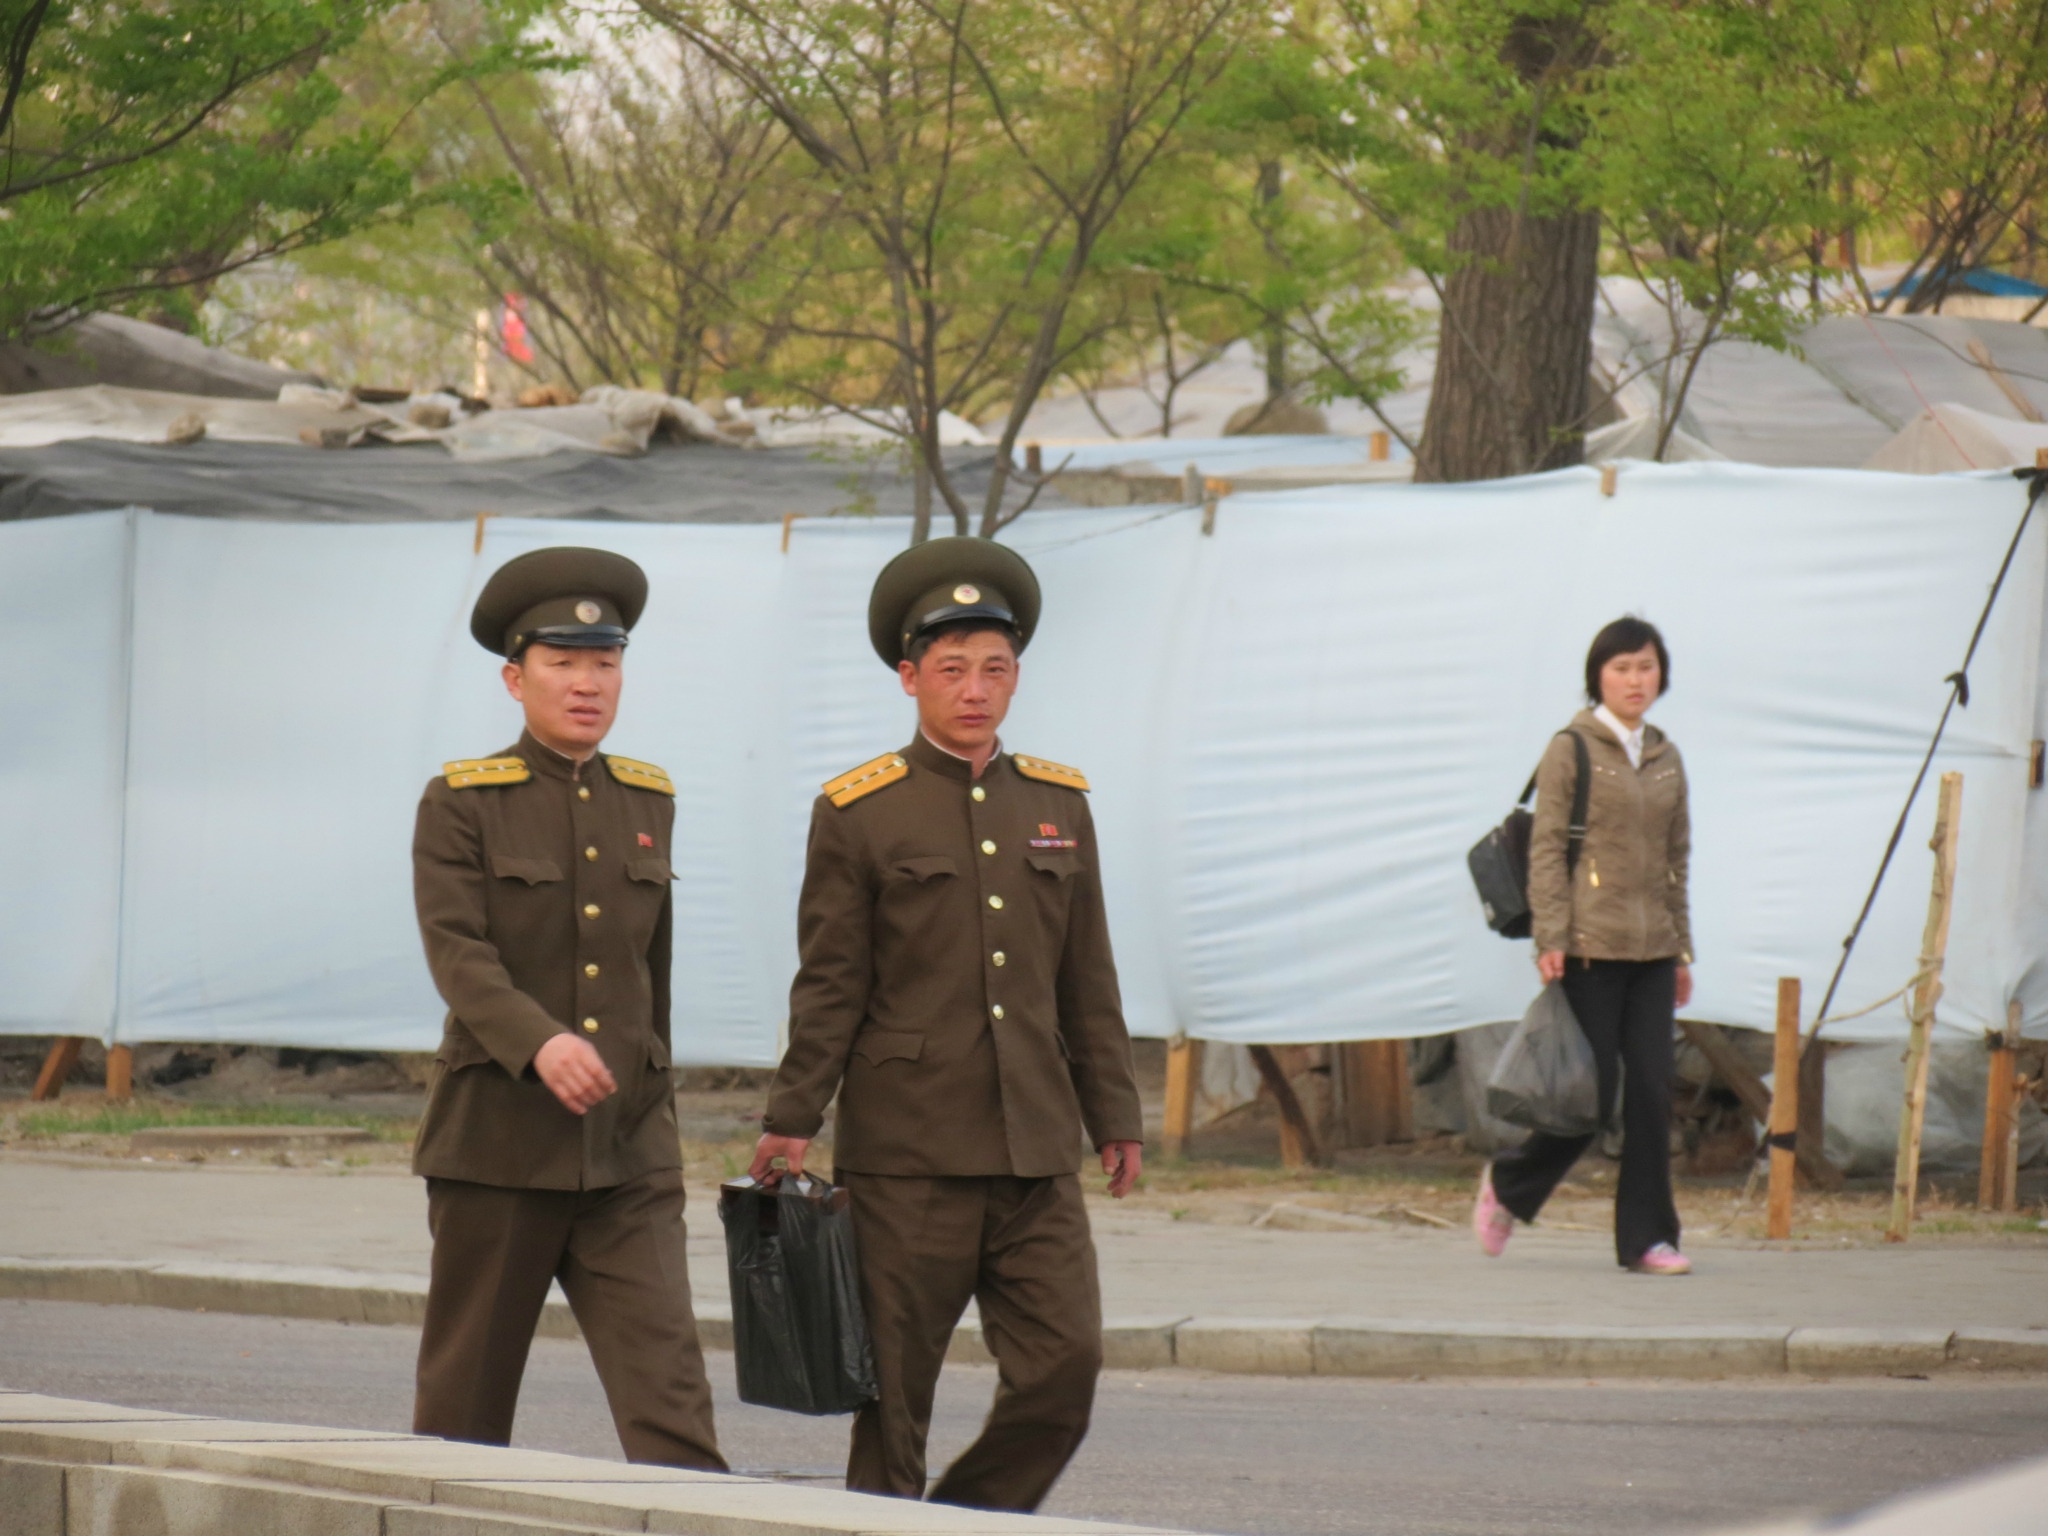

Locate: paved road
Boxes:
[5,1300,2046,1536]
[7,1158,2047,1329]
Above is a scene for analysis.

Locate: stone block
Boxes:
[134,1438,717,1502]
[696,1305,734,1353]
[1170,1318,1315,1376]
[1313,1320,1788,1379]
[0,1417,404,1463]
[1101,1316,1188,1371]
[1786,1327,1953,1377]
[0,1392,193,1424]
[0,1261,154,1309]
[1946,1327,2048,1372]
[0,1455,64,1536]
[622,1480,1179,1536]
[65,1463,385,1536]
[385,1506,631,1536]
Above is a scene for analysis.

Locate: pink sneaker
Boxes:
[1628,1242,1692,1276]
[1473,1167,1515,1257]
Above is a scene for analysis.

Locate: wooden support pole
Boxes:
[1767,978,1801,1239]
[105,1044,133,1103]
[1982,998,2027,1213]
[1889,771,1963,1243]
[1162,1037,1200,1160]
[1337,1040,1414,1148]
[1248,1044,1325,1168]
[31,1037,85,1102]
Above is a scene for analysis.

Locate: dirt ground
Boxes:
[6,1033,2044,1249]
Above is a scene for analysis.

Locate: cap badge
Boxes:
[574,600,602,623]
[953,583,980,603]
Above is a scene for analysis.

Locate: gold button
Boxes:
[980,840,997,855]
[992,951,1006,967]
[971,786,986,802]
[991,1004,1005,1020]
[988,895,1003,910]
[585,845,599,861]
[584,963,599,978]
[578,786,591,801]
[583,903,600,919]
[581,1017,600,1033]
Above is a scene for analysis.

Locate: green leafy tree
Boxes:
[0,0,531,340]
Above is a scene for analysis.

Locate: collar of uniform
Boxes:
[517,728,596,782]
[905,730,992,784]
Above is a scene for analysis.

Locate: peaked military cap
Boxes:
[867,535,1041,668]
[471,546,649,657]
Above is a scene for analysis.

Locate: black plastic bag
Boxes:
[1484,983,1602,1138]
[718,1175,878,1415]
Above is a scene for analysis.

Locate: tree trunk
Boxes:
[1414,200,1600,483]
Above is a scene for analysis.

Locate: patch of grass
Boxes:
[9,1100,416,1143]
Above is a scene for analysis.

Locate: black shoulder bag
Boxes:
[1467,730,1589,939]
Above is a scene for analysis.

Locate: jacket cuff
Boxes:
[482,1009,568,1080]
[762,1102,824,1140]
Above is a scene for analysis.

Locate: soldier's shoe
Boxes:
[1473,1166,1514,1258]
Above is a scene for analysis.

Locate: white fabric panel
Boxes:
[0,510,131,1037]
[0,462,2041,1059]
[1168,464,2043,1044]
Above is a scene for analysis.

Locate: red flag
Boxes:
[500,293,533,365]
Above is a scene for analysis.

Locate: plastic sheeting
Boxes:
[2,462,2044,1063]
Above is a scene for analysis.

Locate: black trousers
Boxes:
[1490,958,1681,1265]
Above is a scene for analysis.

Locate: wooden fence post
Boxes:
[1980,1001,2019,1210]
[1248,1044,1325,1168]
[1162,1037,1200,1160]
[105,1045,133,1103]
[31,1038,85,1102]
[1336,1040,1414,1149]
[1888,771,1963,1243]
[1767,979,1801,1239]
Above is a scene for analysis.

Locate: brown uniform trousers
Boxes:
[415,1167,722,1468]
[410,732,723,1470]
[842,1172,1100,1508]
[768,737,1142,1510]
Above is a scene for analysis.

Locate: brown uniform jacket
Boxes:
[1528,709,1693,963]
[411,729,682,1190]
[764,734,1143,1178]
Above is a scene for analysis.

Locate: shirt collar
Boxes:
[1592,704,1645,765]
[517,728,597,782]
[908,729,1000,783]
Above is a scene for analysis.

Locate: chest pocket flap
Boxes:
[627,857,674,884]
[491,856,562,885]
[1026,852,1078,880]
[890,856,957,882]
[853,1029,924,1066]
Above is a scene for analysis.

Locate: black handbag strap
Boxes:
[1517,728,1592,874]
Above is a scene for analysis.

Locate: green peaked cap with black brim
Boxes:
[471,546,649,658]
[867,535,1041,668]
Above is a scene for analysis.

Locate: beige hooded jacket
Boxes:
[1527,708,1692,963]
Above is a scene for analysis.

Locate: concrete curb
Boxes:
[4,1258,2043,1379]
[0,1390,1189,1536]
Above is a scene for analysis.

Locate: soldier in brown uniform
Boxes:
[750,536,1143,1512]
[410,546,724,1471]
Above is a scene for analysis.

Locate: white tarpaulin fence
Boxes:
[2,462,2043,1064]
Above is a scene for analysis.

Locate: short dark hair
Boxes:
[906,619,1018,666]
[1585,617,1669,704]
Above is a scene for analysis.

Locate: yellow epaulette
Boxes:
[1013,754,1090,791]
[606,755,675,796]
[824,751,909,808]
[445,756,530,789]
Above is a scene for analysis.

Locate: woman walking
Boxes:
[1474,617,1694,1275]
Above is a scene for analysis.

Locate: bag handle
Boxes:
[1517,728,1592,876]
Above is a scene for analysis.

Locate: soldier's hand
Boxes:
[1100,1140,1142,1198]
[534,1034,617,1114]
[749,1133,810,1185]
